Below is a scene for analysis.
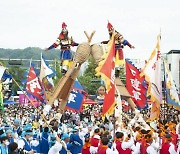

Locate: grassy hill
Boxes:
[0,47,59,60]
[0,47,61,68]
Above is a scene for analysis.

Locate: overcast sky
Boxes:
[0,0,180,59]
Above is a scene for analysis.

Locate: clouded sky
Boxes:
[0,0,180,59]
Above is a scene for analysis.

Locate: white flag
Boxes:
[115,86,122,124]
[39,54,56,82]
[0,66,6,80]
[141,34,162,104]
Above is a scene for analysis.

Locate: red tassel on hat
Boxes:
[62,22,67,28]
[107,21,113,29]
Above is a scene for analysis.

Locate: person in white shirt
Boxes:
[48,135,62,154]
[18,130,35,154]
[146,134,158,154]
[97,136,118,154]
[160,134,178,154]
[131,132,141,154]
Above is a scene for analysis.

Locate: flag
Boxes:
[115,86,123,124]
[141,34,162,120]
[148,101,160,121]
[126,59,147,109]
[39,54,56,91]
[0,66,12,81]
[65,80,85,112]
[96,33,116,117]
[0,82,4,115]
[164,60,180,109]
[141,34,162,104]
[40,54,56,81]
[0,66,6,80]
[19,94,41,107]
[26,65,44,103]
[19,94,29,106]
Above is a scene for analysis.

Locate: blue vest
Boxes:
[13,126,21,134]
[17,127,21,134]
[40,132,49,154]
[59,146,67,154]
[31,140,41,153]
[9,137,14,143]
[69,134,83,154]
[22,138,31,151]
[0,144,8,154]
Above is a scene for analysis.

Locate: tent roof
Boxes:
[4,100,19,105]
[83,98,98,104]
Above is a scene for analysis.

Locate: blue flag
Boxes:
[66,80,84,112]
[164,60,180,109]
[0,66,12,81]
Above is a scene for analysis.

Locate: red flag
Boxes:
[126,59,147,109]
[26,66,44,102]
[102,82,115,116]
[96,34,115,117]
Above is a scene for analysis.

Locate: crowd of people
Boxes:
[0,103,180,154]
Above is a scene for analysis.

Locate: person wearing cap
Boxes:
[18,130,35,154]
[68,127,83,154]
[0,132,9,154]
[6,129,14,143]
[30,130,40,154]
[48,133,63,154]
[60,133,70,154]
[45,22,79,74]
[82,133,91,154]
[160,133,178,154]
[13,119,21,136]
[101,21,135,77]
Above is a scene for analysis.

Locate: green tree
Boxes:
[119,67,126,84]
[52,59,63,86]
[78,57,101,95]
[8,66,27,95]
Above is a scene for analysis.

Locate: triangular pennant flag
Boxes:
[39,54,56,81]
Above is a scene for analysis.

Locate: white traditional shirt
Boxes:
[146,143,158,154]
[48,141,62,154]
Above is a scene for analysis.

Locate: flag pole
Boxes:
[115,85,122,124]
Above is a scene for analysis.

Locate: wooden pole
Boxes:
[43,31,96,121]
[84,31,96,43]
